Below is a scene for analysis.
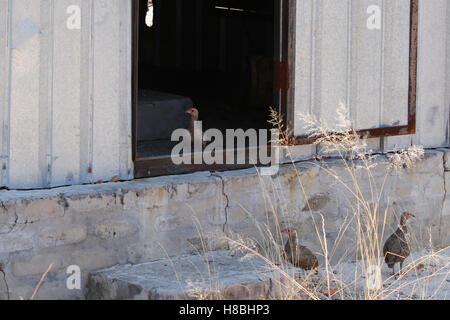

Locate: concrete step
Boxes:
[85,250,305,300]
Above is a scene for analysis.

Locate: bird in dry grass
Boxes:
[282,229,319,272]
[383,212,415,275]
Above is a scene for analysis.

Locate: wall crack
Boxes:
[0,263,10,300]
[212,173,230,234]
[441,159,448,245]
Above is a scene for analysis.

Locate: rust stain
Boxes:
[157,188,165,203]
[303,171,313,195]
[288,173,297,199]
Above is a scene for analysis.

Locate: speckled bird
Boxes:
[383,212,415,275]
[282,229,319,272]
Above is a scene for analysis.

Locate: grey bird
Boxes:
[383,212,415,275]
[282,229,319,272]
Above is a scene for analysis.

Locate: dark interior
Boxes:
[137,0,275,158]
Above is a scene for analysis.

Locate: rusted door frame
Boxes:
[132,0,140,165]
[284,0,418,145]
[277,0,296,138]
[132,0,418,178]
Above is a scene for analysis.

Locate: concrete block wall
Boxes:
[440,149,450,246]
[0,150,448,299]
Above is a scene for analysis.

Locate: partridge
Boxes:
[185,108,204,149]
[282,229,319,272]
[383,212,415,275]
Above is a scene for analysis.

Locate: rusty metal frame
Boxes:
[278,0,296,138]
[132,0,418,178]
[132,0,140,164]
[281,0,418,145]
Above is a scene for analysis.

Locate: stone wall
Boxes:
[0,149,448,299]
[440,149,450,245]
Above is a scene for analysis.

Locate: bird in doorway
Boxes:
[383,212,415,276]
[282,228,319,272]
[185,108,204,149]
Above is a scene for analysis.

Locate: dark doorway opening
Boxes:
[133,0,283,177]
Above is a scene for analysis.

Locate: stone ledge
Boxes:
[85,250,303,300]
[0,150,445,206]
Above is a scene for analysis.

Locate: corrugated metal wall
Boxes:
[0,0,132,189]
[294,0,450,151]
[0,0,448,189]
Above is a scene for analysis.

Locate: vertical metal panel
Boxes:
[315,0,348,130]
[118,0,133,181]
[89,0,132,184]
[91,0,121,181]
[51,0,82,187]
[385,0,449,150]
[351,0,384,130]
[294,0,448,152]
[38,0,53,188]
[447,1,450,146]
[412,0,448,147]
[383,0,413,151]
[79,0,94,184]
[293,0,316,156]
[9,0,42,188]
[382,0,410,128]
[293,0,311,118]
[0,0,11,187]
[295,0,411,136]
[294,0,313,135]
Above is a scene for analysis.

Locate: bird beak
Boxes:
[406,213,415,220]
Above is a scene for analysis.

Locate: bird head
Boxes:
[282,229,298,244]
[185,108,199,121]
[282,228,298,238]
[400,212,415,225]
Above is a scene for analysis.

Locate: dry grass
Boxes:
[138,103,447,301]
[189,104,448,300]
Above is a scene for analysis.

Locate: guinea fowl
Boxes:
[383,212,415,275]
[282,229,319,272]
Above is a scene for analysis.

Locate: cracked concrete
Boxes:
[211,173,230,234]
[0,263,8,300]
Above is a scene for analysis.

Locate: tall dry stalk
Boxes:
[158,103,447,300]
[220,104,448,300]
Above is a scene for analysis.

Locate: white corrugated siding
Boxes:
[294,0,449,151]
[0,0,132,189]
[0,0,448,189]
